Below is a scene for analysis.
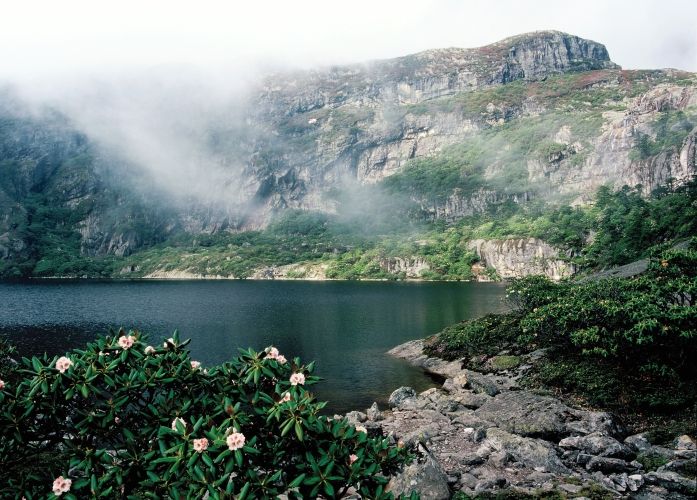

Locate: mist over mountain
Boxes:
[0,31,695,279]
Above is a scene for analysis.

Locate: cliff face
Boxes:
[0,31,695,276]
[468,238,575,281]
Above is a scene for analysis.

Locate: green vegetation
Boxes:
[0,331,411,498]
[630,109,696,161]
[425,241,697,416]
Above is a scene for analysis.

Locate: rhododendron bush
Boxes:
[0,332,411,498]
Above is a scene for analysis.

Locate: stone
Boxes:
[488,450,512,467]
[459,472,478,489]
[625,433,652,452]
[674,434,696,451]
[345,411,367,425]
[644,471,696,494]
[484,427,569,473]
[559,483,583,493]
[387,452,450,500]
[475,391,570,439]
[627,473,644,492]
[565,411,623,437]
[558,432,633,459]
[474,478,507,493]
[366,402,383,422]
[451,391,491,409]
[464,370,500,396]
[388,387,417,409]
[586,456,635,473]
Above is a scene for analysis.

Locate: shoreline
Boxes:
[9,275,499,284]
[357,339,697,499]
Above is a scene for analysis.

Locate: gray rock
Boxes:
[488,450,512,467]
[366,402,383,422]
[484,427,569,473]
[475,391,570,439]
[387,452,450,500]
[674,434,696,451]
[465,370,501,396]
[627,473,645,492]
[345,411,367,425]
[474,478,507,493]
[586,456,635,473]
[451,391,491,409]
[625,433,652,452]
[565,411,624,437]
[459,472,478,489]
[644,471,697,494]
[558,432,633,459]
[559,483,583,494]
[660,459,697,476]
[388,387,417,409]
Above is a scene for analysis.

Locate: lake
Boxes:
[0,280,507,413]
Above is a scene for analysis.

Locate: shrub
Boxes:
[0,332,411,498]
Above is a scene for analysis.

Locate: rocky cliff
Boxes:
[0,31,695,277]
[468,238,575,281]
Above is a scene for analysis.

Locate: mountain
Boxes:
[0,31,695,279]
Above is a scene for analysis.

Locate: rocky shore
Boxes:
[342,340,696,499]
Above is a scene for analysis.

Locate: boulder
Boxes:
[475,392,570,439]
[586,456,635,473]
[366,402,383,422]
[625,433,652,452]
[387,451,450,500]
[388,387,417,409]
[484,427,569,473]
[558,432,633,459]
[644,471,696,494]
[345,411,367,425]
[674,434,696,451]
[464,370,501,396]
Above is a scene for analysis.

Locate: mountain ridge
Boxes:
[0,31,695,278]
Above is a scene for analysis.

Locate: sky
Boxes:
[1,0,696,84]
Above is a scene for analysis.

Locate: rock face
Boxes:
[1,31,695,275]
[468,238,575,280]
[375,339,697,498]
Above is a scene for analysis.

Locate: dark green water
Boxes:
[0,280,507,413]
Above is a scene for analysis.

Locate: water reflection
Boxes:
[0,280,507,413]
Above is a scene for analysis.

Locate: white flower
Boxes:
[144,345,155,355]
[289,372,305,386]
[171,417,186,432]
[190,361,201,370]
[55,356,73,374]
[226,429,246,451]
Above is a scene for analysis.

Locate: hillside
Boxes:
[0,31,695,279]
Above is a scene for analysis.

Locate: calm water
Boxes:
[0,280,507,413]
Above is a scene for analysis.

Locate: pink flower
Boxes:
[349,453,358,464]
[118,335,135,350]
[193,437,209,453]
[55,356,73,374]
[190,360,201,370]
[226,429,246,451]
[52,476,72,496]
[355,425,367,434]
[114,416,121,424]
[0,379,4,390]
[144,345,155,355]
[289,372,305,386]
[266,346,279,359]
[282,391,291,402]
[276,354,287,364]
[171,417,186,432]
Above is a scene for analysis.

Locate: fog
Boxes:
[1,0,696,227]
